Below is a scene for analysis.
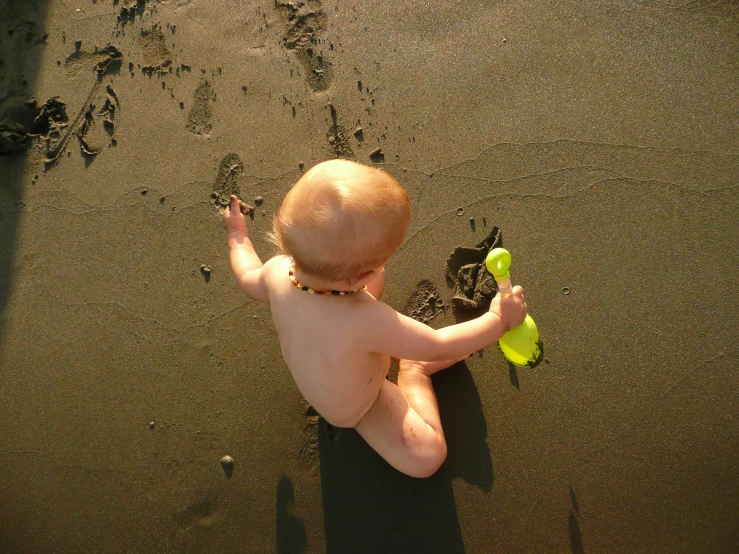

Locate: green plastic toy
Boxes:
[485,248,542,367]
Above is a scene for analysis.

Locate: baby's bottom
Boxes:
[354,355,468,478]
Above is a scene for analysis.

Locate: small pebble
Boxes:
[562,287,571,295]
[254,195,264,207]
[456,207,465,216]
[298,161,305,170]
[149,421,155,429]
[220,455,234,478]
[159,196,166,203]
[200,264,211,275]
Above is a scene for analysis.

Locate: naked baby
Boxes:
[223,159,527,478]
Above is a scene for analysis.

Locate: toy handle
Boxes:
[486,248,513,296]
[497,278,513,297]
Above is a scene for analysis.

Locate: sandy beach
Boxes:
[1,0,737,552]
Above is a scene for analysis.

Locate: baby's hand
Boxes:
[489,286,528,332]
[223,195,250,234]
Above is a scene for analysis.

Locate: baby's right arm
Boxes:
[362,287,527,361]
[224,195,269,302]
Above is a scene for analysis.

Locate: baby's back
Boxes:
[263,256,390,427]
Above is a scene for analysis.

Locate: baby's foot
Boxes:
[399,354,470,376]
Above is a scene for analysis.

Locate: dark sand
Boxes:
[1,0,738,552]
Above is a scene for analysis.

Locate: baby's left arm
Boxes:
[224,195,268,302]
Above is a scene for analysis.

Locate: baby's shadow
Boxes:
[317,360,493,554]
[433,361,495,489]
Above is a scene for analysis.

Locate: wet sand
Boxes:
[1,0,738,552]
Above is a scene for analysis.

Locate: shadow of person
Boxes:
[276,475,307,554]
[0,0,50,358]
[433,361,494,490]
[317,360,493,554]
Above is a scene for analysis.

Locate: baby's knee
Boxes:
[406,441,447,479]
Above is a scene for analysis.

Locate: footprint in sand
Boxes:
[402,279,445,324]
[116,1,147,30]
[0,96,68,155]
[210,153,244,209]
[187,81,215,135]
[43,45,121,167]
[77,85,119,158]
[137,25,173,75]
[275,0,332,92]
[64,42,123,77]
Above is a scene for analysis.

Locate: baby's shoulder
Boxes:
[263,255,288,270]
[261,255,289,284]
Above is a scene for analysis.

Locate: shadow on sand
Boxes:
[316,361,493,553]
[0,0,48,349]
[276,475,308,554]
[0,1,48,552]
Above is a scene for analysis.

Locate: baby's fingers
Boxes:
[512,285,525,296]
[224,196,244,219]
[230,195,254,216]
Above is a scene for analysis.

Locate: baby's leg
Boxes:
[354,355,467,478]
[365,268,386,299]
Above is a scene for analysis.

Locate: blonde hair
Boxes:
[270,159,410,281]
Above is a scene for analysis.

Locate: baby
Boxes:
[223,159,527,478]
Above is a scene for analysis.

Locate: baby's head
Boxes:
[271,159,410,281]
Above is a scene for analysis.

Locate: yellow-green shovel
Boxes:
[485,248,542,367]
